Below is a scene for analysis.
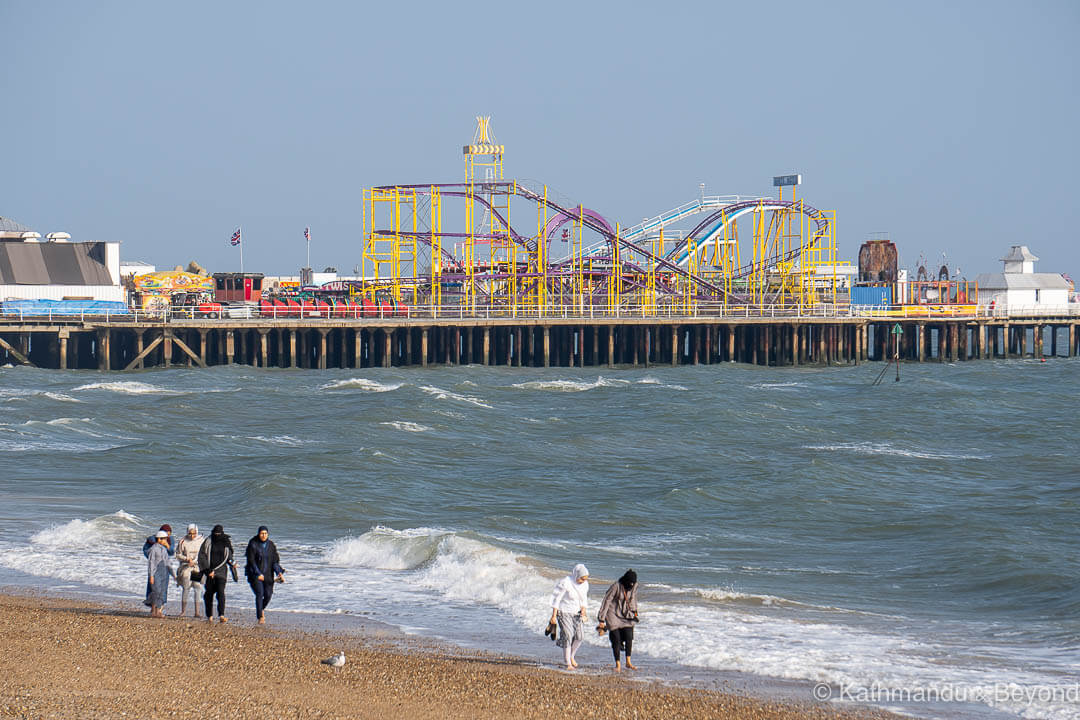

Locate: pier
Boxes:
[2,314,1077,370]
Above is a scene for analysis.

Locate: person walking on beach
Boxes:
[597,569,639,672]
[141,524,174,607]
[245,526,284,625]
[175,524,204,618]
[146,531,175,618]
[198,525,235,624]
[548,563,589,669]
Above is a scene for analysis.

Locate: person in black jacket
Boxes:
[198,525,236,624]
[245,525,285,625]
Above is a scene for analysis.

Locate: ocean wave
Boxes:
[637,377,690,391]
[323,527,449,570]
[697,587,803,608]
[419,385,492,409]
[379,421,431,433]
[748,381,806,390]
[510,376,629,392]
[803,442,990,461]
[72,381,183,396]
[0,417,134,452]
[321,378,404,392]
[0,389,81,403]
[247,435,306,446]
[30,510,145,545]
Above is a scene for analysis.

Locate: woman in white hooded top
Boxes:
[548,563,589,669]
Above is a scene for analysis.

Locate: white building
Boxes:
[0,216,123,302]
[120,260,156,277]
[975,246,1070,316]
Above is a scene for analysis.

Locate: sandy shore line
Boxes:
[0,592,901,720]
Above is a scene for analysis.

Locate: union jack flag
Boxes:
[304,227,310,242]
[230,228,241,246]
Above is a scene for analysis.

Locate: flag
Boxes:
[230,228,241,246]
[304,226,311,242]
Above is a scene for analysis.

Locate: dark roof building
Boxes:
[0,215,122,302]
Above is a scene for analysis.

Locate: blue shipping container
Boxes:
[850,286,893,306]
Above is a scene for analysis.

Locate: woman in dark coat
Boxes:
[596,569,640,671]
[245,525,285,624]
[197,525,236,623]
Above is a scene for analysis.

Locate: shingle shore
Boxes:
[0,593,900,720]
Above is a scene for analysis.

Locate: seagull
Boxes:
[321,651,346,668]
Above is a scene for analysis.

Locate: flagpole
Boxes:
[240,226,244,275]
[306,229,311,272]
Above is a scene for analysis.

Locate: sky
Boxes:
[2,1,1078,279]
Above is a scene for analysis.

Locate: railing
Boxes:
[985,304,1080,318]
[0,303,853,324]
[850,303,1080,319]
[3,303,1077,325]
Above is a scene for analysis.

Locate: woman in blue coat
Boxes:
[245,526,284,624]
[146,531,175,618]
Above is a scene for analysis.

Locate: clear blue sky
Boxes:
[2,1,1077,279]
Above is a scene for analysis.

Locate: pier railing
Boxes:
[0,303,854,324]
[2,302,1079,325]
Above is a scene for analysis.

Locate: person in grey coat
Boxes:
[147,530,175,618]
[596,569,639,671]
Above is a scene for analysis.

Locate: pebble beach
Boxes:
[0,592,901,720]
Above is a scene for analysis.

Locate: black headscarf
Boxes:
[619,569,637,591]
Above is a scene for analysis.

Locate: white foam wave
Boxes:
[323,527,448,570]
[804,442,989,461]
[697,587,798,607]
[72,381,182,395]
[749,381,806,390]
[30,510,145,545]
[380,421,431,433]
[321,378,403,392]
[0,388,82,403]
[637,377,690,391]
[247,435,306,446]
[419,385,492,409]
[43,391,82,402]
[511,376,628,393]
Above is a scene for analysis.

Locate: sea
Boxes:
[0,359,1076,720]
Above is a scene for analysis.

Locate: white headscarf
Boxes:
[551,564,591,613]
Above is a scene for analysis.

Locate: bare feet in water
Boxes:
[626,659,637,670]
[219,617,228,624]
[614,662,622,672]
[257,617,265,625]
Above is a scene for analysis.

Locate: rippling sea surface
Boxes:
[0,359,1077,719]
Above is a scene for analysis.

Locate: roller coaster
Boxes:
[359,118,840,316]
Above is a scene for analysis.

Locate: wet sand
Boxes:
[0,592,901,720]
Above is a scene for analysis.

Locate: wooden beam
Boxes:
[170,332,207,368]
[0,335,34,367]
[123,335,164,371]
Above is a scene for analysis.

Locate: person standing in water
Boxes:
[198,525,235,624]
[175,524,204,618]
[549,563,589,669]
[597,569,639,671]
[244,525,284,625]
[146,531,175,618]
